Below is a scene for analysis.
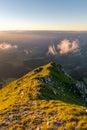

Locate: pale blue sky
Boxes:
[0,0,87,30]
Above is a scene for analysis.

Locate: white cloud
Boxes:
[24,49,32,55]
[57,39,80,54]
[47,39,80,55]
[47,44,57,55]
[24,49,29,55]
[0,42,18,50]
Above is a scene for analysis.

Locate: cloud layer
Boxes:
[0,42,18,50]
[47,45,57,55]
[47,39,80,55]
[57,39,80,54]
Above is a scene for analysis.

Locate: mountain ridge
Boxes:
[0,62,87,129]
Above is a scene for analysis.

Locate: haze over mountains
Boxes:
[0,31,87,84]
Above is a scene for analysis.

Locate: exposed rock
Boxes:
[47,120,50,125]
[54,120,64,127]
[76,81,87,101]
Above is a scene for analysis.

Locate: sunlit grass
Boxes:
[0,62,87,129]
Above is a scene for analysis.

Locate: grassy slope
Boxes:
[0,62,87,130]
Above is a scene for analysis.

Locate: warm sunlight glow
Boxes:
[0,0,87,31]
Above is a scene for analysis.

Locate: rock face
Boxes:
[76,81,87,101]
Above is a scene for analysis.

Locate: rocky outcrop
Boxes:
[76,81,87,101]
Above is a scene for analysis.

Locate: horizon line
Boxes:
[0,29,87,32]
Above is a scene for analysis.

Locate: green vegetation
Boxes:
[0,62,87,130]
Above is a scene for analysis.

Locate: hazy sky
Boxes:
[0,0,87,31]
